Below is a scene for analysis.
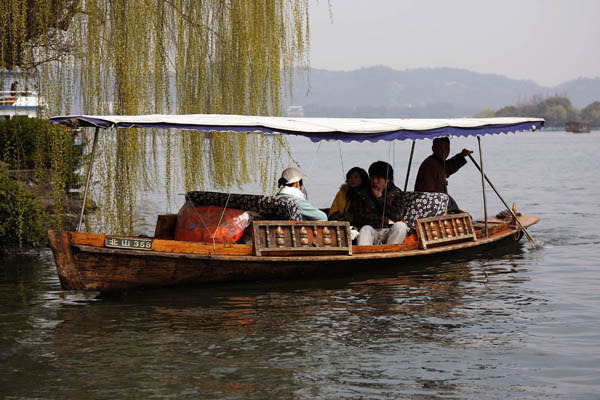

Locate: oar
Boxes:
[467,154,537,248]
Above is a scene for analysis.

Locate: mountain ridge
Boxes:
[285,66,600,117]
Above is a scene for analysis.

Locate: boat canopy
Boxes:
[49,114,544,143]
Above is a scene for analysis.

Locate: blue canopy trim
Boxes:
[282,121,544,142]
[49,115,544,142]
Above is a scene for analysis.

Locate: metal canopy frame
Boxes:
[64,115,538,246]
[77,127,99,232]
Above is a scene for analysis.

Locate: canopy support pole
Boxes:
[467,153,537,248]
[77,126,99,232]
[404,140,416,191]
[477,136,488,237]
[338,142,345,181]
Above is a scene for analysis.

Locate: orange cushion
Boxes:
[174,204,250,243]
[403,232,418,243]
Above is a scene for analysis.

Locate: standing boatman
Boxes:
[414,137,472,211]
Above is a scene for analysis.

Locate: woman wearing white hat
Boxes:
[276,167,327,221]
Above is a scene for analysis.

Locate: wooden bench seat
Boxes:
[415,212,476,249]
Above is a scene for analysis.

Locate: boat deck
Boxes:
[56,216,538,262]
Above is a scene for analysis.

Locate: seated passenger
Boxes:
[351,161,409,245]
[276,167,327,221]
[328,166,369,224]
[414,137,472,212]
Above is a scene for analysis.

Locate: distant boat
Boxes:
[565,121,590,133]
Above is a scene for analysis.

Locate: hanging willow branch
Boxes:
[2,0,311,235]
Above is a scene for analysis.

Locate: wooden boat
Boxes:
[565,121,590,133]
[47,114,544,292]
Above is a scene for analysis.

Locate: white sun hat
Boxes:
[280,167,307,184]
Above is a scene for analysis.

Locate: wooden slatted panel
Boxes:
[253,221,352,256]
[415,212,476,249]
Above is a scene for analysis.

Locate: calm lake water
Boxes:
[1,130,599,399]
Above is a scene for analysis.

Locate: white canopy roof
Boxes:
[50,114,544,142]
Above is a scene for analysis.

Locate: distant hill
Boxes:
[283,66,600,117]
[553,77,600,108]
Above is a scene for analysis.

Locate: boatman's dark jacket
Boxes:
[351,182,404,229]
[414,153,467,194]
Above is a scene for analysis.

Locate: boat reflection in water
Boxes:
[45,241,529,397]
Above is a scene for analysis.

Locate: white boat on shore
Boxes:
[0,89,47,120]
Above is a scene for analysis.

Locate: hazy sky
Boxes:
[308,0,600,87]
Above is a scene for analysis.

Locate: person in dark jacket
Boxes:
[414,137,472,194]
[414,137,472,212]
[351,161,409,245]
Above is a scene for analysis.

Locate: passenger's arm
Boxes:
[385,192,405,223]
[297,198,328,221]
[328,190,345,217]
[349,196,368,228]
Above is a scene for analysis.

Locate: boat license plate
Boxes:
[105,237,153,250]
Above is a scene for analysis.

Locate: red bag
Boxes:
[174,203,251,243]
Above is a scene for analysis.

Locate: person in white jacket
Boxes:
[276,167,327,221]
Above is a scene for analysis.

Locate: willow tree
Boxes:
[0,0,78,71]
[2,0,311,234]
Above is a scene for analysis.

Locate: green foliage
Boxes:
[486,96,585,127]
[0,163,48,249]
[475,109,496,118]
[581,101,600,126]
[0,117,82,232]
[0,117,81,189]
[0,0,79,70]
[544,104,568,126]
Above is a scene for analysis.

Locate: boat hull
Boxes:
[47,216,539,292]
